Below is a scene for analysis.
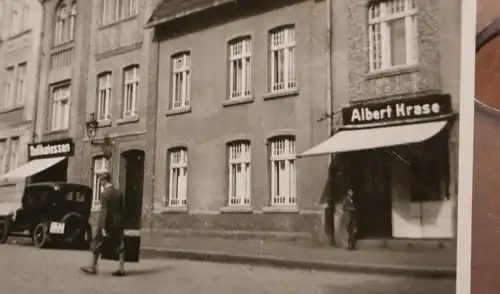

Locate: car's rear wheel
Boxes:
[32,222,50,249]
[0,216,11,244]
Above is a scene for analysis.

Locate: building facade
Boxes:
[0,0,44,204]
[317,0,462,241]
[145,0,334,242]
[80,0,155,230]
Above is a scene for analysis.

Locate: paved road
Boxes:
[0,244,455,294]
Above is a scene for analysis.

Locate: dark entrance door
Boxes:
[119,150,145,230]
[351,150,392,238]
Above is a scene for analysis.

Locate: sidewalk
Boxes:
[139,234,456,279]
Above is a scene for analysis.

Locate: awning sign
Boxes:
[28,138,74,160]
[342,94,452,126]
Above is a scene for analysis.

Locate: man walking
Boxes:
[81,172,127,276]
[341,187,357,250]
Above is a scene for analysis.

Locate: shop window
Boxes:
[268,136,297,206]
[227,141,251,206]
[166,147,188,207]
[409,134,450,202]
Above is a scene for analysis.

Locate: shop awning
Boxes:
[0,157,66,181]
[298,120,448,158]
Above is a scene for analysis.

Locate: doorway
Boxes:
[350,150,393,238]
[119,149,145,230]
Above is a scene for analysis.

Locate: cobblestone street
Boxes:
[0,244,455,294]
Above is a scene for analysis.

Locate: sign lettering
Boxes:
[27,138,74,160]
[342,94,452,126]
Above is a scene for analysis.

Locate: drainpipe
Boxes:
[325,0,333,159]
[32,0,45,143]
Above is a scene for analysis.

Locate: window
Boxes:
[54,1,76,46]
[123,65,139,117]
[171,52,191,109]
[270,26,296,92]
[3,67,14,109]
[0,140,7,175]
[229,37,252,99]
[167,148,188,207]
[101,0,138,26]
[11,9,19,35]
[269,137,296,206]
[368,0,418,71]
[15,63,27,106]
[409,133,450,202]
[7,137,19,172]
[92,157,109,208]
[22,5,30,31]
[97,72,112,121]
[227,141,251,206]
[50,84,71,131]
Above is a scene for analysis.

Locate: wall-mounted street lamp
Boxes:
[85,112,114,159]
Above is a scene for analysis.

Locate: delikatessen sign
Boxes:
[341,94,452,126]
[28,138,75,160]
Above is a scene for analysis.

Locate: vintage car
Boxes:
[0,182,93,249]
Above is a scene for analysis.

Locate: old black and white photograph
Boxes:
[0,0,474,293]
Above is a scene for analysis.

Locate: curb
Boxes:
[140,247,456,279]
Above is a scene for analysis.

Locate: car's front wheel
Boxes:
[32,222,50,249]
[0,216,11,244]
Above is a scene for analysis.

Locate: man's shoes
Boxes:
[80,267,98,275]
[112,270,126,277]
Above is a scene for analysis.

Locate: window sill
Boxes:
[220,206,253,213]
[365,65,419,80]
[116,115,139,125]
[97,119,112,128]
[0,105,24,114]
[263,88,299,101]
[99,15,138,30]
[262,206,299,213]
[166,106,192,117]
[45,129,69,136]
[222,96,254,108]
[51,40,74,51]
[156,206,188,214]
[7,29,32,41]
[0,181,18,187]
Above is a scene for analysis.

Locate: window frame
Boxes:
[268,136,297,206]
[367,0,418,72]
[100,0,139,27]
[7,137,19,173]
[227,140,251,206]
[91,156,110,208]
[54,1,77,46]
[228,37,252,100]
[49,83,71,132]
[15,62,27,106]
[96,72,113,122]
[166,147,188,207]
[0,140,6,175]
[122,65,140,118]
[3,66,15,109]
[269,25,297,93]
[170,52,191,110]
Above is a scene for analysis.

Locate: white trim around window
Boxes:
[270,26,296,93]
[15,62,27,106]
[50,84,71,131]
[101,0,139,27]
[97,72,112,121]
[228,141,251,206]
[7,137,19,173]
[269,137,297,206]
[122,65,139,118]
[3,66,14,109]
[171,52,191,109]
[0,140,7,175]
[167,148,188,207]
[368,0,418,72]
[228,37,252,100]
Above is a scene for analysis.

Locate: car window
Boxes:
[75,191,86,203]
[64,191,73,201]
